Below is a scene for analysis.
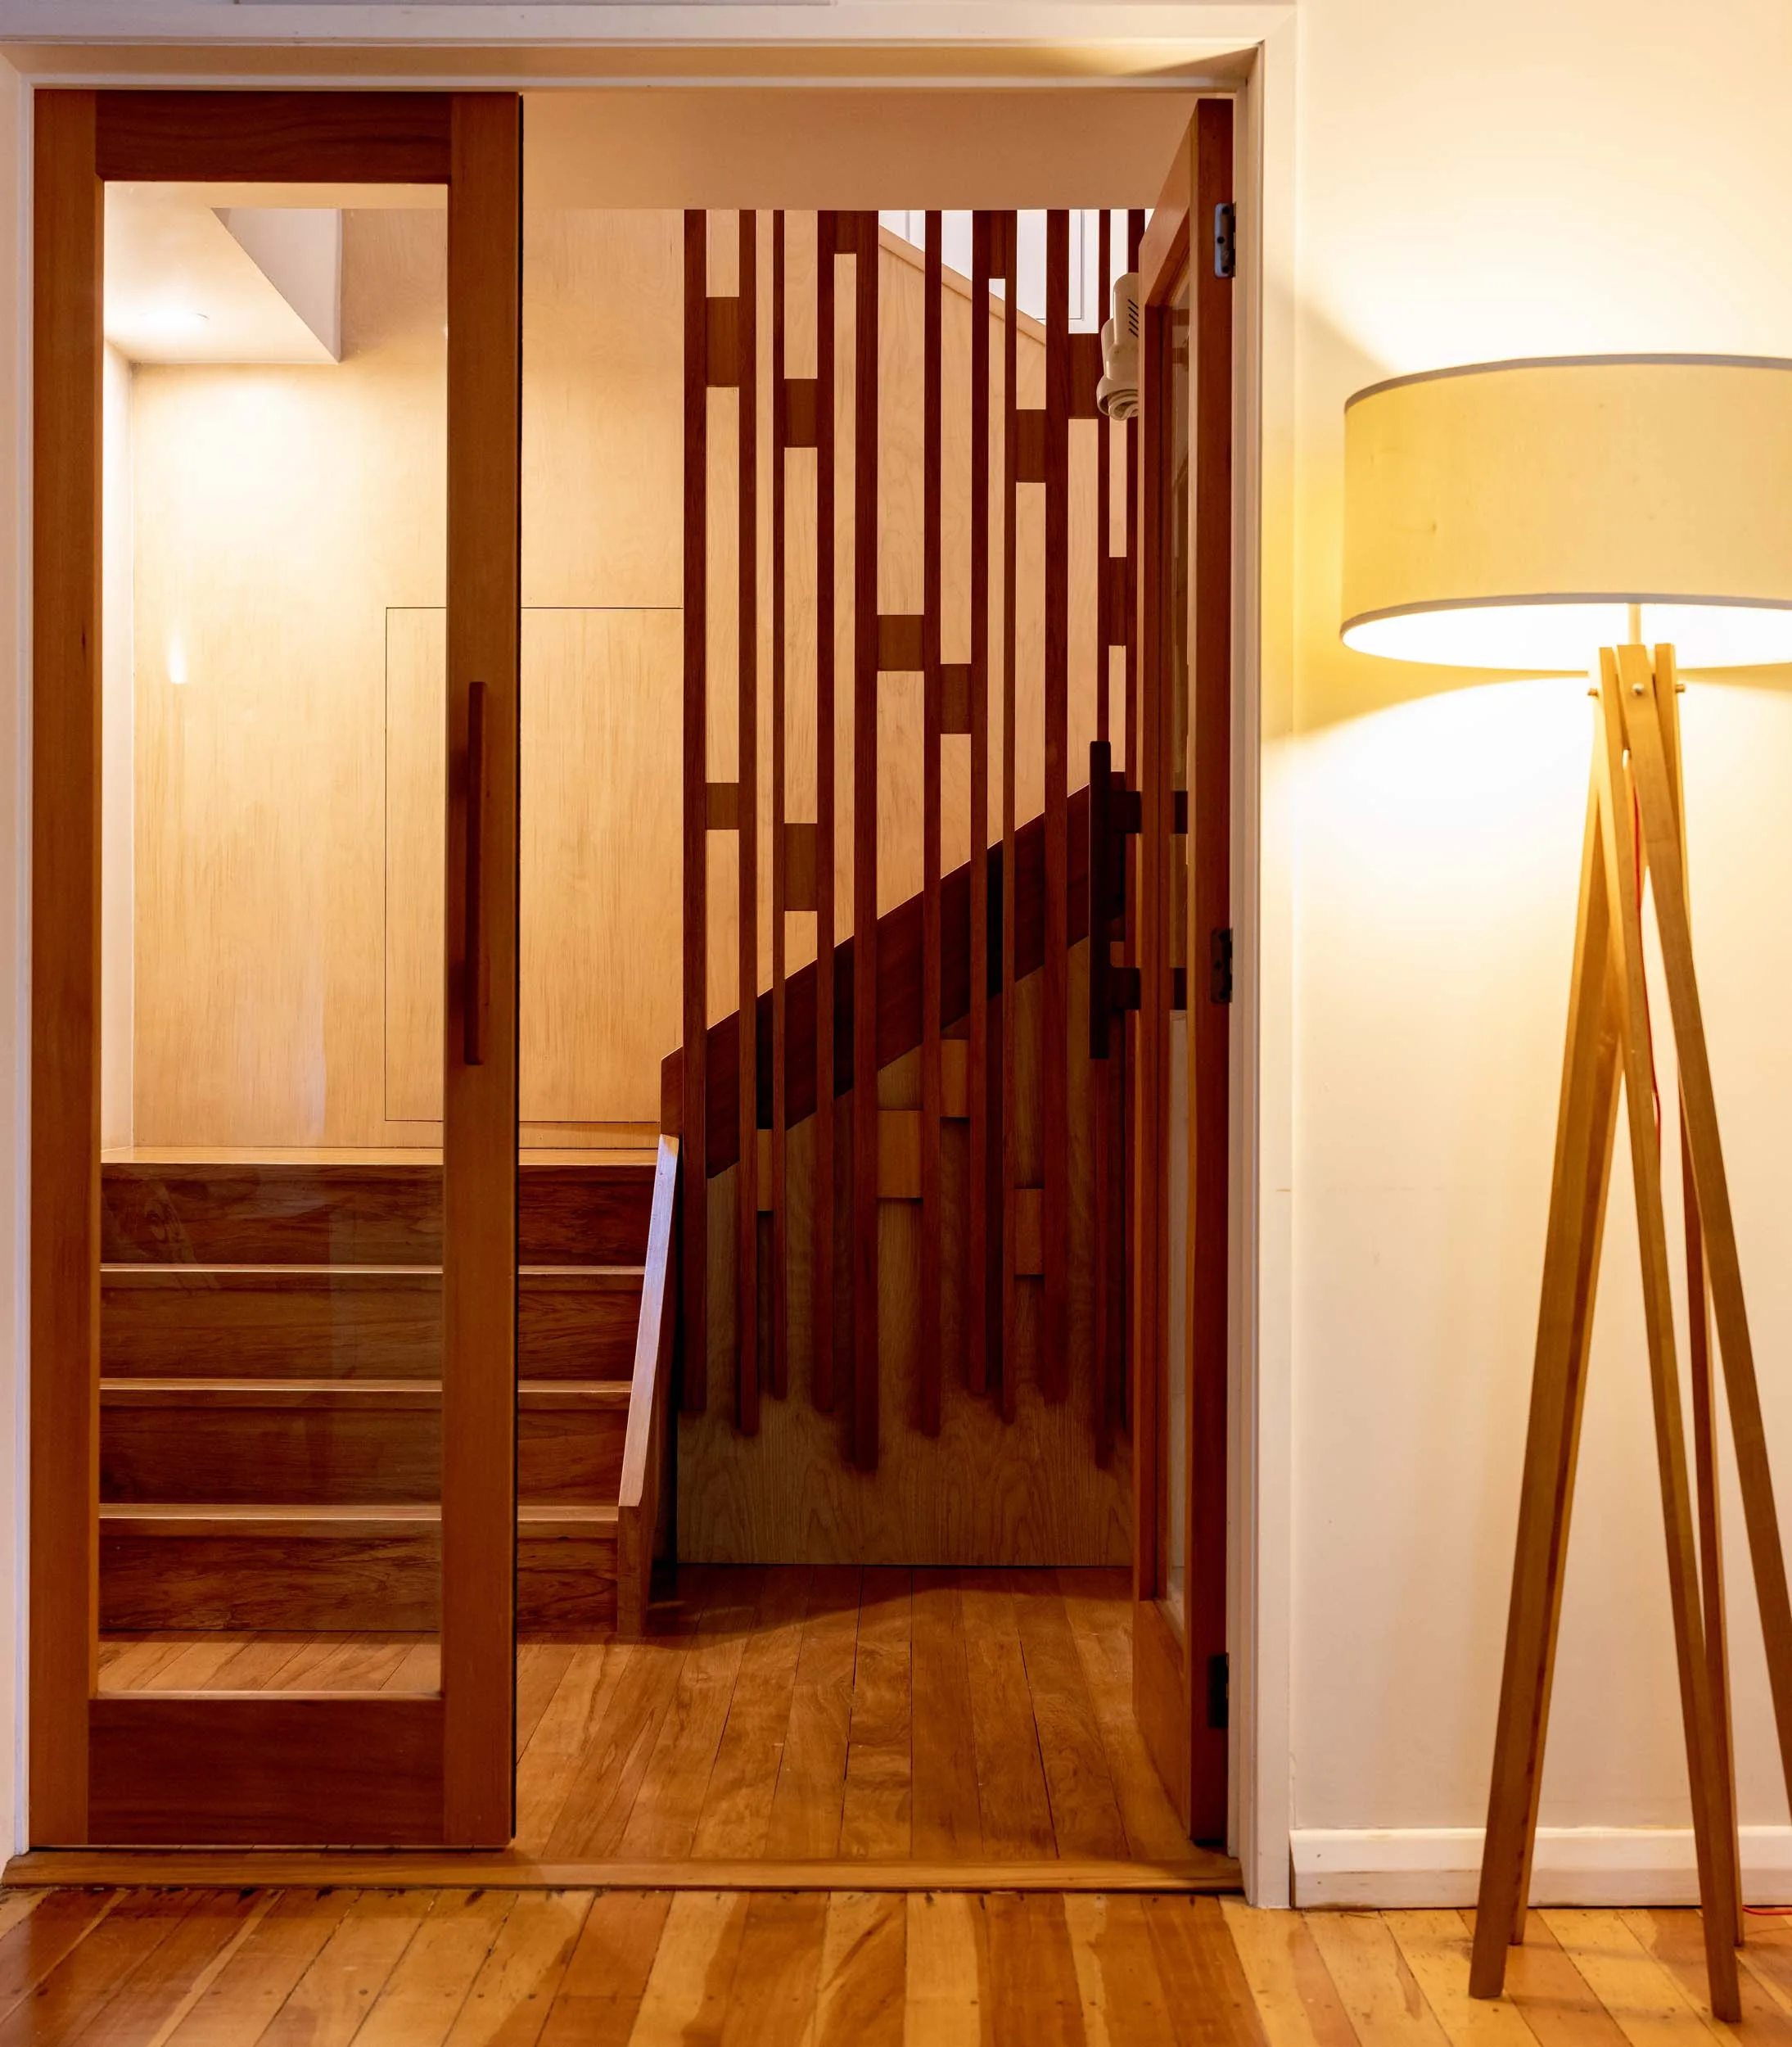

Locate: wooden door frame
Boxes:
[1131,95,1235,1846]
[29,87,522,1847]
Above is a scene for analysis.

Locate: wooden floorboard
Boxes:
[84,1570,1214,1882]
[7,1891,1745,2043]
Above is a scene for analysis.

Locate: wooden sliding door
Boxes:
[1131,99,1235,1844]
[31,89,522,1846]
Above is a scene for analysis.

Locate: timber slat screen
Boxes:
[679,209,1140,1470]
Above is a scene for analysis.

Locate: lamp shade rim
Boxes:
[1344,350,1792,413]
[1343,591,1792,635]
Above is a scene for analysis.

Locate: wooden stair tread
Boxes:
[103,1147,657,1168]
[101,1264,646,1285]
[100,1502,620,1539]
[100,1379,630,1410]
[103,1159,656,1267]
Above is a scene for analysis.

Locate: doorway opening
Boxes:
[41,84,1242,1879]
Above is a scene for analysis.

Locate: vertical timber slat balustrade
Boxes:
[852,211,882,1468]
[769,219,789,1408]
[1000,210,1021,1423]
[770,213,790,1401]
[1041,208,1072,1404]
[920,210,946,1434]
[681,210,709,1410]
[677,206,1153,1457]
[815,212,839,1414]
[968,211,995,1399]
[737,209,761,1435]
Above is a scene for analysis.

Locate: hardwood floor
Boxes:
[0,1892,1781,2045]
[98,1565,1197,1869]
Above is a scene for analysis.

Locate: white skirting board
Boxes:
[1289,1828,1792,1908]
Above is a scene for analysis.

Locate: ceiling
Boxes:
[103,183,440,365]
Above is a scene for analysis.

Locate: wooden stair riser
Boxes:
[102,1163,652,1267]
[99,1521,617,1634]
[100,1269,643,1381]
[99,1398,625,1506]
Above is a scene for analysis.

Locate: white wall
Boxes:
[1289,0,1792,1901]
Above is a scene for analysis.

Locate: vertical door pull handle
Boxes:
[464,677,489,1067]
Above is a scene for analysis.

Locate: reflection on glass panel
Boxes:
[509,187,687,1647]
[1161,273,1192,1629]
[98,184,447,1693]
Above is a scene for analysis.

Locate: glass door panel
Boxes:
[99,178,449,1701]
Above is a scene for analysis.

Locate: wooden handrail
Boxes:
[665,781,1092,1175]
[616,1134,678,1639]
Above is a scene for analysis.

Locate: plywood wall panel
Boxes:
[129,207,688,1144]
[385,608,684,1126]
[132,209,449,1149]
[521,208,682,609]
[521,609,684,1121]
[127,210,1111,1164]
[384,606,446,1125]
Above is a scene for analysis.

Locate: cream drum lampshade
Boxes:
[1341,354,1792,670]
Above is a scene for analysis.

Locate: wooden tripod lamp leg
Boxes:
[1597,651,1741,2021]
[1655,652,1743,1948]
[1477,648,1767,2015]
[1630,642,1792,1905]
[1470,760,1623,1999]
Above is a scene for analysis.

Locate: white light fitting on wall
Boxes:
[129,306,210,346]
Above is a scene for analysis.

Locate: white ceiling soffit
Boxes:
[217,206,341,357]
[104,185,347,365]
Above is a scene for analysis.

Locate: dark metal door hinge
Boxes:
[1207,1651,1230,1730]
[1213,202,1237,279]
[1210,927,1234,1005]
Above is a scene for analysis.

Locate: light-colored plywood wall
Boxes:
[123,210,1117,1150]
[385,604,683,1123]
[131,209,450,1148]
[126,207,685,1144]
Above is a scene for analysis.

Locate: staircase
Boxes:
[98,1154,654,1634]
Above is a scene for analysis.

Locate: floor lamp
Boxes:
[1341,355,1792,2022]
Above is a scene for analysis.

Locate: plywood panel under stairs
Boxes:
[679,956,1129,1566]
